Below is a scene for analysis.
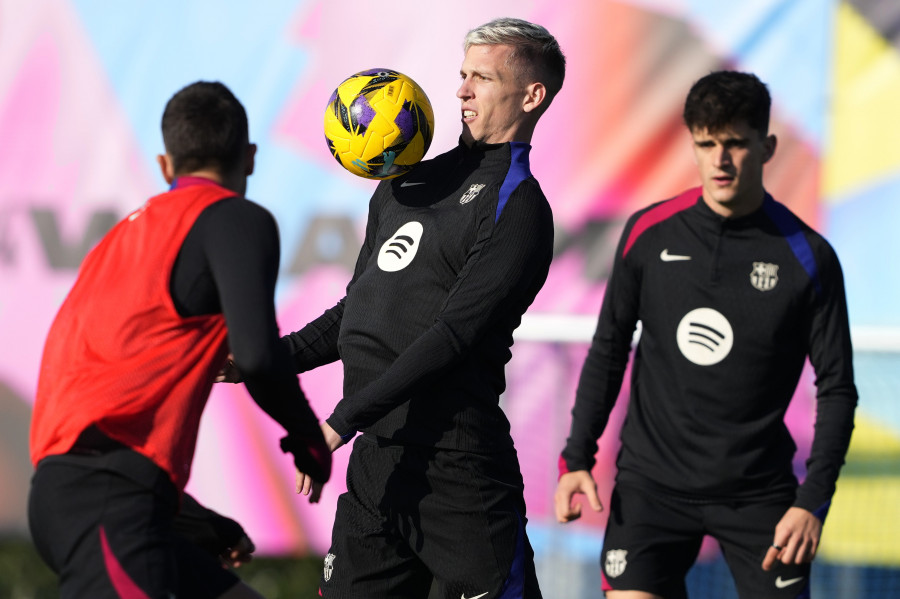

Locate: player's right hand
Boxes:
[221,534,256,568]
[214,354,243,383]
[554,470,603,523]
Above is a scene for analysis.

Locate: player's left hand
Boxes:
[220,534,255,568]
[762,507,822,570]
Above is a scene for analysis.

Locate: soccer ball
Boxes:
[324,68,434,180]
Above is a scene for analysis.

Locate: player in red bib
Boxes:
[29,81,331,599]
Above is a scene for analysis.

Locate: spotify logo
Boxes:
[377,221,423,272]
[676,307,733,366]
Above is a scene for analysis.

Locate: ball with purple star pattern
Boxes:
[324,69,434,179]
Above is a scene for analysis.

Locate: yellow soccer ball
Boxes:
[324,69,434,179]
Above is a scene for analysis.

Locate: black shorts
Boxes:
[28,452,238,599]
[601,483,811,599]
[320,434,542,599]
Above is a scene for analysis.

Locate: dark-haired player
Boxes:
[28,80,331,598]
[555,71,858,598]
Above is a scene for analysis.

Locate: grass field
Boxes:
[0,536,324,599]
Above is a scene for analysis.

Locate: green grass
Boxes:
[0,536,324,599]
[0,537,57,599]
[238,553,325,598]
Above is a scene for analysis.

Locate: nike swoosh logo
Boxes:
[660,249,691,262]
[775,576,804,589]
[400,181,426,187]
[461,593,488,599]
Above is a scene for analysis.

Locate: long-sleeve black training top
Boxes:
[171,190,326,479]
[561,187,857,515]
[284,140,554,452]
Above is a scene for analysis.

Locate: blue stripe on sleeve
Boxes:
[496,142,532,223]
[762,196,822,295]
[812,499,831,522]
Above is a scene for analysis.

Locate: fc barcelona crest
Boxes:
[750,262,779,291]
[605,549,628,578]
[459,183,486,204]
[323,553,336,582]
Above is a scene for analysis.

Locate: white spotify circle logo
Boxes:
[377,221,423,272]
[676,307,734,366]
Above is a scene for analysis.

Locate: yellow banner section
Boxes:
[820,415,900,565]
[825,3,900,199]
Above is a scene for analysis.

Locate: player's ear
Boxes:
[762,134,777,164]
[523,82,546,114]
[245,143,257,177]
[157,154,175,184]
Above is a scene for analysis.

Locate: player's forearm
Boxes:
[561,348,628,471]
[561,297,635,469]
[327,320,459,435]
[793,391,857,515]
[282,300,344,373]
[240,339,323,440]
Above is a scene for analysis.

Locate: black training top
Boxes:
[171,192,323,458]
[561,187,858,515]
[284,140,554,452]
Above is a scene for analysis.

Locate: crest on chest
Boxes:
[459,183,486,204]
[750,261,779,291]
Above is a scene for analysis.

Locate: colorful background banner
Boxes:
[2,1,898,595]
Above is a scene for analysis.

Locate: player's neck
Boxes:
[702,189,765,220]
[181,169,246,196]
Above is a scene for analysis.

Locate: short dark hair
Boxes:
[682,71,771,137]
[465,17,566,107]
[161,81,249,175]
